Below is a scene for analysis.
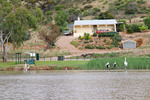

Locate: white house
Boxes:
[73,19,117,37]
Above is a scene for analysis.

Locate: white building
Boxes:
[73,19,117,37]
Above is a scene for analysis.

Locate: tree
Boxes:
[39,24,60,47]
[139,25,148,32]
[144,16,150,29]
[54,10,69,33]
[125,1,138,14]
[0,0,39,62]
[98,11,115,19]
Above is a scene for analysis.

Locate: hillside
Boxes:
[24,0,150,22]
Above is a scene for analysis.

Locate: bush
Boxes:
[98,31,119,37]
[71,41,78,47]
[55,5,65,11]
[92,8,101,14]
[93,32,97,37]
[127,24,142,33]
[111,34,122,47]
[84,33,91,40]
[103,39,107,43]
[84,5,93,10]
[83,11,89,16]
[89,40,93,42]
[85,45,95,49]
[144,16,150,29]
[126,29,134,34]
[103,1,108,5]
[139,25,148,32]
[112,34,122,42]
[96,45,106,49]
[106,46,113,49]
[84,40,89,44]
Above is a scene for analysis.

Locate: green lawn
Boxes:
[0,61,17,68]
[35,60,89,67]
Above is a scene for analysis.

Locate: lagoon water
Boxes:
[0,70,150,100]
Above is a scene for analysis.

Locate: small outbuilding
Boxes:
[123,40,136,49]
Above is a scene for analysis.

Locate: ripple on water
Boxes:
[0,71,150,100]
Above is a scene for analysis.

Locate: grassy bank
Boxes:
[85,57,150,70]
[0,57,150,70]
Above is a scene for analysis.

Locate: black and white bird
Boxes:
[105,62,110,69]
[113,62,117,68]
[124,57,128,68]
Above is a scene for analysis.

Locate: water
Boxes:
[0,70,150,100]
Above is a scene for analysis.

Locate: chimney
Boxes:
[78,17,80,21]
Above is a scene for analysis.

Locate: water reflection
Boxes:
[0,71,150,100]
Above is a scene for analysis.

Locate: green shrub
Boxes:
[96,45,106,49]
[98,31,119,37]
[111,34,122,47]
[84,5,93,10]
[139,25,148,32]
[85,45,95,49]
[137,0,146,4]
[144,16,150,29]
[106,40,110,44]
[103,0,108,5]
[84,33,91,40]
[84,40,89,44]
[141,15,147,18]
[103,39,107,43]
[93,32,97,37]
[89,40,93,42]
[83,11,89,16]
[127,24,142,32]
[92,8,101,15]
[79,47,83,50]
[55,5,65,11]
[71,41,78,47]
[106,46,113,49]
[126,29,134,34]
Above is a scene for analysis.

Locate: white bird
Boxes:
[65,67,68,73]
[24,63,28,71]
[113,62,117,68]
[124,57,128,68]
[24,62,30,72]
[105,62,110,69]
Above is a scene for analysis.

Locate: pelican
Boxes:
[105,62,110,69]
[113,62,117,68]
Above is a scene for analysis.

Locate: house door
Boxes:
[93,25,97,33]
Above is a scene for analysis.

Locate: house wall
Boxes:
[74,25,93,37]
[97,25,115,31]
[74,24,116,37]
